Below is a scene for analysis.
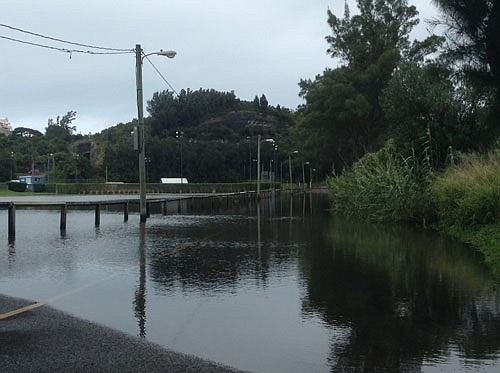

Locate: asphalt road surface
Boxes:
[0,294,244,372]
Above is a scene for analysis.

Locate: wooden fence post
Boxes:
[95,204,101,227]
[124,202,129,222]
[60,204,67,233]
[8,203,15,243]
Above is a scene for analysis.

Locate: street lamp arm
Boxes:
[142,49,177,61]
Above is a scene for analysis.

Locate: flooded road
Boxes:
[1,193,500,372]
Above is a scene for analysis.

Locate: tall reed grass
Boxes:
[432,149,500,229]
[326,141,433,223]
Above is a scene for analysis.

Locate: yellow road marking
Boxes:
[0,302,47,320]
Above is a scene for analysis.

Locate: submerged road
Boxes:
[0,295,244,373]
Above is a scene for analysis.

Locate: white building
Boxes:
[160,177,188,184]
[0,117,12,136]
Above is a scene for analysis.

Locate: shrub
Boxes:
[432,150,500,229]
[6,181,27,192]
[33,184,46,192]
[326,141,433,223]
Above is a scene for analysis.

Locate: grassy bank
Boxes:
[326,144,500,274]
[432,151,500,275]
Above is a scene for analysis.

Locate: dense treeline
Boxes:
[317,0,500,265]
[2,0,499,201]
[0,88,298,185]
[0,111,97,182]
[93,88,295,183]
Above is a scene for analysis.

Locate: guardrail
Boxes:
[0,190,286,244]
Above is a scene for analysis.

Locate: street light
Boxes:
[256,137,275,198]
[247,136,252,182]
[302,161,310,191]
[10,152,14,180]
[176,130,184,193]
[136,44,176,223]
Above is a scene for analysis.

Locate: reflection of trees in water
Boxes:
[146,193,325,295]
[299,217,500,372]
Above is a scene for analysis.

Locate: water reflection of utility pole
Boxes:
[289,195,293,240]
[8,242,16,265]
[134,224,147,338]
[302,192,306,219]
[310,191,313,216]
[257,201,261,260]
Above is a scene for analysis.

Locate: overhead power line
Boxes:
[0,22,132,52]
[144,54,179,96]
[0,34,133,55]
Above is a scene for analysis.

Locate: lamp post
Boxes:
[10,152,14,180]
[289,150,298,189]
[135,44,176,223]
[247,136,252,182]
[302,161,310,191]
[176,130,184,193]
[50,153,55,183]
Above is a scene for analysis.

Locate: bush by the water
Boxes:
[326,142,433,223]
[6,181,27,192]
[432,150,500,229]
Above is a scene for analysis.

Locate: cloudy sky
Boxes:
[1,0,438,134]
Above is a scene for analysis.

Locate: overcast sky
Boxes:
[1,0,438,135]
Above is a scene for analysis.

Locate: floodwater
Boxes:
[1,193,500,372]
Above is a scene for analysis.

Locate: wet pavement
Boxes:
[0,295,244,372]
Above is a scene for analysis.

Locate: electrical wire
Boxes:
[0,35,134,55]
[0,34,133,55]
[0,22,132,52]
[144,54,179,95]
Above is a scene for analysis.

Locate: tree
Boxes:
[326,0,418,69]
[46,110,77,143]
[297,0,426,172]
[253,95,260,111]
[381,63,492,168]
[432,0,500,129]
[259,94,269,114]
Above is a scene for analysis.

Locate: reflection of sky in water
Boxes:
[0,196,500,372]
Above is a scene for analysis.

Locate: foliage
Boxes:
[147,88,241,137]
[381,63,494,168]
[91,88,294,184]
[432,149,500,228]
[432,0,500,88]
[326,0,418,67]
[12,127,43,137]
[432,0,500,134]
[296,0,436,173]
[7,181,27,192]
[46,110,77,142]
[326,141,433,223]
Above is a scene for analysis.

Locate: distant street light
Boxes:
[289,150,298,188]
[256,137,276,198]
[135,44,176,223]
[247,136,252,182]
[50,153,55,183]
[302,161,310,191]
[176,131,184,193]
[10,151,14,180]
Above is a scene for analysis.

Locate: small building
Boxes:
[160,177,188,184]
[18,175,45,192]
[0,117,12,136]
